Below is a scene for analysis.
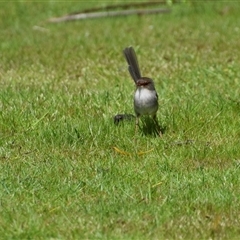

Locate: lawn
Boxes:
[0,1,240,239]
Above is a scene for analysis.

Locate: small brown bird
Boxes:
[123,47,159,132]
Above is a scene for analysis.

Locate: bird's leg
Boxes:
[153,114,162,137]
[135,115,139,134]
[153,114,158,123]
[133,115,140,144]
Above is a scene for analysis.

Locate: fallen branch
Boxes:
[69,1,170,14]
[48,8,171,23]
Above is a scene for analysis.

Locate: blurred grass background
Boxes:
[0,1,240,239]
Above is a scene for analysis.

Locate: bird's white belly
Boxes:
[134,88,158,115]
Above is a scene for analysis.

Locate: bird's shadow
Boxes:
[113,113,166,137]
[140,116,166,137]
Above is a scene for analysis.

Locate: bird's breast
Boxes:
[134,88,158,115]
[134,88,156,103]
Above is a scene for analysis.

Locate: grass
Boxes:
[1,1,240,239]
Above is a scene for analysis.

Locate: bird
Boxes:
[123,46,159,133]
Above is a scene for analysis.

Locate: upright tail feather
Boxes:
[123,47,141,83]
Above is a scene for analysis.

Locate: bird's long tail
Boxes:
[123,47,141,83]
